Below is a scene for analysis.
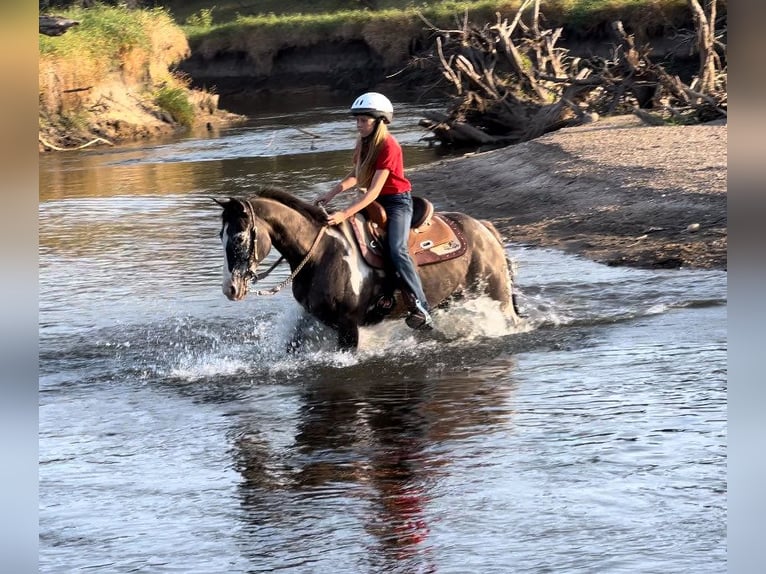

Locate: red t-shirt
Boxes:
[373,135,412,195]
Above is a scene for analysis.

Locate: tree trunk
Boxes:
[688,0,718,94]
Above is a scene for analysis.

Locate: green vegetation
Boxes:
[39,5,189,109]
[165,1,459,24]
[40,5,162,65]
[39,4,199,147]
[154,85,196,127]
[184,7,215,28]
[173,0,713,70]
[162,0,698,24]
[166,0,705,35]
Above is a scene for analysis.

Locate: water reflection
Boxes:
[231,355,518,571]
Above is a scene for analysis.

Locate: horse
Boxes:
[216,187,522,351]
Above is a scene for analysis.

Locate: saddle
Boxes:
[349,196,466,269]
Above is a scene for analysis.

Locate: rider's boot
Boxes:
[405,298,433,330]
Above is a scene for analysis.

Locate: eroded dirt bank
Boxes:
[408,115,727,271]
[37,82,246,152]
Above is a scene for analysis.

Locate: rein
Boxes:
[244,199,329,297]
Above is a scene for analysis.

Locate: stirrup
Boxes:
[405,300,433,330]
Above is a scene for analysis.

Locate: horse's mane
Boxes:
[253,187,327,225]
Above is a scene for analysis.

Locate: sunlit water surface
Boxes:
[39,99,726,573]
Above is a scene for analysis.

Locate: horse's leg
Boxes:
[503,253,525,318]
[336,323,359,351]
[286,311,316,354]
[486,266,527,323]
[511,292,523,317]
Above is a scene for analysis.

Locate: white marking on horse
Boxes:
[329,224,371,296]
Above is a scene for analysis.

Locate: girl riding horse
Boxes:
[316,92,433,330]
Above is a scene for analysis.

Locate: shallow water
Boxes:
[39,98,726,573]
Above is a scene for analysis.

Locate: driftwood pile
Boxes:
[416,0,727,148]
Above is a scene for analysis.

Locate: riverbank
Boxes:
[38,6,246,152]
[37,84,245,152]
[178,1,707,105]
[409,115,727,270]
[38,1,722,150]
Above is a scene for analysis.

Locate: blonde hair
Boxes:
[354,121,389,189]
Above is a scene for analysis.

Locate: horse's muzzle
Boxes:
[223,276,248,301]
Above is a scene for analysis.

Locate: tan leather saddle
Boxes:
[349,196,466,269]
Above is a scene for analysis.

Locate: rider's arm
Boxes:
[327,169,388,225]
[318,170,357,204]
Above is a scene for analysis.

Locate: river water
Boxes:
[39,98,727,573]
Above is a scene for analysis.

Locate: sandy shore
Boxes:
[409,115,727,270]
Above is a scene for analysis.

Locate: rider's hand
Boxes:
[326,211,347,226]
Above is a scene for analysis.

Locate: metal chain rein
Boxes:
[251,225,328,296]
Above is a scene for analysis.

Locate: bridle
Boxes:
[238,199,329,296]
[239,199,274,283]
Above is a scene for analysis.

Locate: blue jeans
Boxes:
[376,192,429,308]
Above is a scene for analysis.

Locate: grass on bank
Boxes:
[175,0,705,38]
[39,5,195,128]
[167,0,719,29]
[176,0,716,71]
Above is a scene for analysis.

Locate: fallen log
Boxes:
[419,110,503,147]
[39,15,80,36]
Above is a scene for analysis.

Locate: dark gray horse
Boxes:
[216,187,521,350]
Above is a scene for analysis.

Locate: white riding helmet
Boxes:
[350,92,394,124]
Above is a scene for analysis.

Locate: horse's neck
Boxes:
[259,200,323,261]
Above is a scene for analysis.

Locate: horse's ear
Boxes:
[211,197,229,208]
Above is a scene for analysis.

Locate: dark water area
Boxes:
[39,97,727,573]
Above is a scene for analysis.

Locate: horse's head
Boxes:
[215,197,273,301]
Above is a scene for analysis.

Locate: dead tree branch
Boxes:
[414,1,727,148]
